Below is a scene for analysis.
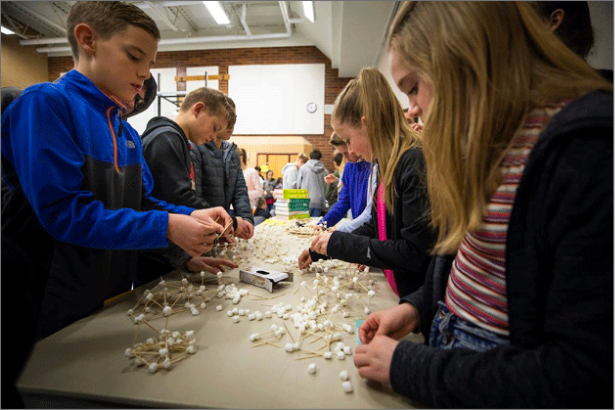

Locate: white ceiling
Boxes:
[1,1,398,78]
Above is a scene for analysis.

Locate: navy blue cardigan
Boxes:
[392,91,613,408]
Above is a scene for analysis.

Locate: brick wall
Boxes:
[48,46,353,170]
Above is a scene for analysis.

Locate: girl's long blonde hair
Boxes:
[332,67,421,213]
[388,1,612,254]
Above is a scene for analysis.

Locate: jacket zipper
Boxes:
[106,107,120,173]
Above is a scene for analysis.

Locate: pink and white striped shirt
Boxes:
[445,104,566,336]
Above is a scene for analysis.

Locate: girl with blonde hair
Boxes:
[300,67,436,298]
[354,2,612,407]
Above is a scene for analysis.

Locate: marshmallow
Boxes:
[342,381,353,393]
[340,370,349,381]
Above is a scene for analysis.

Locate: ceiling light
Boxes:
[203,1,230,25]
[302,1,314,23]
[1,26,15,35]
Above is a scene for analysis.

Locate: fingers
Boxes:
[215,259,238,269]
[310,235,320,248]
[298,249,312,269]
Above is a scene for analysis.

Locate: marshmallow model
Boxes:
[124,220,377,387]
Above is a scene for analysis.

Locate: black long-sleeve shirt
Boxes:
[311,148,435,298]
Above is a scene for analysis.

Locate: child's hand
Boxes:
[235,217,254,240]
[324,174,337,184]
[411,122,423,133]
[359,303,419,344]
[298,249,313,269]
[185,257,238,274]
[310,232,332,256]
[191,207,234,236]
[353,335,399,385]
[167,213,219,257]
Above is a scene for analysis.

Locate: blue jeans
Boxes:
[429,301,509,352]
[309,208,322,217]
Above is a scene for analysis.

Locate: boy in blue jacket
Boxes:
[1,1,232,339]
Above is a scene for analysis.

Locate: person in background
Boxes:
[239,148,264,210]
[274,177,283,189]
[531,1,613,82]
[253,196,272,225]
[192,96,254,241]
[281,153,308,189]
[254,165,264,185]
[123,74,157,119]
[297,149,328,217]
[138,87,239,284]
[300,68,434,299]
[324,152,343,210]
[318,132,371,230]
[263,169,276,213]
[354,2,612,407]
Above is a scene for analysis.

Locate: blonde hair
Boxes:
[332,67,421,213]
[181,87,235,128]
[388,1,612,254]
[296,153,308,163]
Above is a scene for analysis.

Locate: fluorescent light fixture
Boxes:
[1,26,15,35]
[302,1,314,23]
[203,1,230,25]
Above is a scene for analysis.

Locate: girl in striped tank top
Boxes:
[354,2,613,407]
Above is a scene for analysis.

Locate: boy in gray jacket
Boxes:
[297,150,328,217]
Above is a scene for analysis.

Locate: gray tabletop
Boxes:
[17,219,424,408]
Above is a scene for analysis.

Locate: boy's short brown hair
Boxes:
[181,87,235,128]
[67,1,160,60]
[224,95,237,130]
[255,196,267,209]
[296,153,308,163]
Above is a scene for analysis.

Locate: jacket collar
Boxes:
[59,69,124,113]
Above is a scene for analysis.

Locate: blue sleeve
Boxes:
[1,89,178,250]
[321,167,351,227]
[338,164,377,232]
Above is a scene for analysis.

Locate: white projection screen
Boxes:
[228,64,325,135]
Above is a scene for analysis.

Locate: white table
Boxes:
[17,219,424,408]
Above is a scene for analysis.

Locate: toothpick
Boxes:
[295,354,322,360]
[141,319,160,334]
[298,347,324,356]
[282,322,295,344]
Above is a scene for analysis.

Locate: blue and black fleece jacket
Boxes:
[1,69,194,337]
